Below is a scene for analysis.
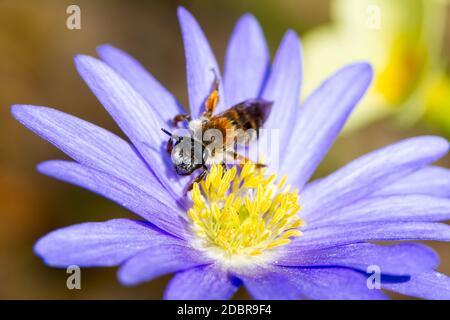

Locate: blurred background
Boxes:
[0,0,449,299]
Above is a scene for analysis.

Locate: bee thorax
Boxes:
[188,117,207,133]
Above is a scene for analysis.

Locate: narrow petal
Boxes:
[384,272,450,300]
[164,264,240,300]
[38,160,188,238]
[11,105,158,195]
[313,195,450,226]
[276,243,439,275]
[242,266,388,300]
[281,267,389,300]
[74,54,184,197]
[300,136,449,222]
[224,14,269,106]
[34,219,181,267]
[238,267,301,300]
[118,244,210,286]
[280,63,373,187]
[261,30,302,155]
[292,222,450,251]
[97,44,185,123]
[374,166,450,198]
[177,7,225,117]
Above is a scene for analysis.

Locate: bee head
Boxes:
[161,128,208,175]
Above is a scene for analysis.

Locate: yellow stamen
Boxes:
[187,163,304,259]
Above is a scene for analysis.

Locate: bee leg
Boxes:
[221,162,228,173]
[187,166,208,192]
[166,137,174,155]
[203,76,219,118]
[172,114,191,127]
[254,163,267,169]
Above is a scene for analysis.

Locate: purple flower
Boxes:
[11,7,450,300]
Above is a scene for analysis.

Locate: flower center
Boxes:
[187,162,304,264]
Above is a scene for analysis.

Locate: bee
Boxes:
[162,77,272,190]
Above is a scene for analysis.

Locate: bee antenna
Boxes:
[210,68,219,84]
[161,128,182,142]
[161,128,173,137]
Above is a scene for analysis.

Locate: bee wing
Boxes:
[234,98,273,124]
[211,99,273,146]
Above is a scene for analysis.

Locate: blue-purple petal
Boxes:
[276,243,439,275]
[280,63,372,188]
[35,219,180,267]
[301,136,449,222]
[74,54,184,197]
[224,14,269,106]
[38,160,188,238]
[384,272,450,300]
[177,7,225,117]
[312,195,450,226]
[118,244,210,286]
[261,30,302,157]
[374,166,450,198]
[292,222,450,251]
[164,264,240,300]
[242,266,388,300]
[279,267,389,300]
[11,104,160,196]
[238,267,301,300]
[97,44,184,123]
